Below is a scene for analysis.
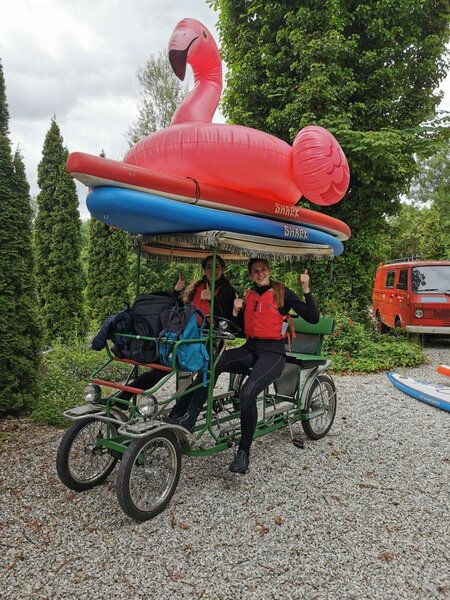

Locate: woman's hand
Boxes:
[233,295,243,316]
[300,269,310,294]
[174,271,186,292]
[200,281,212,301]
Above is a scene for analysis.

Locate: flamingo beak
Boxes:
[168,36,198,80]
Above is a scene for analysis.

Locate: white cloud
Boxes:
[1,0,219,218]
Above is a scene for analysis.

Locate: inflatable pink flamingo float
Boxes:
[124,18,350,207]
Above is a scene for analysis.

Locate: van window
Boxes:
[385,271,395,288]
[397,269,408,290]
[412,265,450,293]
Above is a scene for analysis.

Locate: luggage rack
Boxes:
[384,256,421,264]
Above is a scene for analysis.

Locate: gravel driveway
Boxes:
[1,340,449,600]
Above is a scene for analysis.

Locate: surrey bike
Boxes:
[56,232,337,521]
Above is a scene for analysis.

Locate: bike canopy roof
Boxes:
[136,230,335,264]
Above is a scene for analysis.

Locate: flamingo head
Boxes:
[168,18,221,81]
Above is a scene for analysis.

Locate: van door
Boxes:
[395,268,409,328]
[384,269,396,328]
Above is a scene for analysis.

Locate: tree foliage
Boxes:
[208,0,450,313]
[86,218,131,324]
[127,51,187,145]
[410,147,450,259]
[0,60,41,413]
[35,118,86,343]
[385,146,450,260]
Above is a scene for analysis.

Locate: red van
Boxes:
[372,259,450,334]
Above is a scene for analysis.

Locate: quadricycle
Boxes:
[56,231,337,521]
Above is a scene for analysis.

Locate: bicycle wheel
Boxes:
[116,430,181,521]
[301,374,337,440]
[56,418,119,491]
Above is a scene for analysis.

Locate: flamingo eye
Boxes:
[202,30,207,40]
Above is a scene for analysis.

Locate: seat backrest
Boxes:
[288,316,334,356]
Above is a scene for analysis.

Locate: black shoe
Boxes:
[229,449,249,474]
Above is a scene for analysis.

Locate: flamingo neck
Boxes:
[171,60,222,125]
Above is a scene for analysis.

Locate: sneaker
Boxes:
[229,449,249,474]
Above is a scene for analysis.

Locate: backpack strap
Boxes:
[192,307,207,385]
[194,308,206,329]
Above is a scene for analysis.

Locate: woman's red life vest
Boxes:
[244,289,286,339]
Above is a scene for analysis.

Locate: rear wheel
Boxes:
[301,374,337,440]
[56,418,119,491]
[116,430,181,521]
[375,311,389,334]
[231,373,247,411]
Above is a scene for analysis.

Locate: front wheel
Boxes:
[301,374,337,440]
[56,418,119,491]
[116,430,181,521]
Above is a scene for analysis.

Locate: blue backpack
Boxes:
[158,303,209,382]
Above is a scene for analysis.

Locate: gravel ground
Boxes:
[1,340,449,600]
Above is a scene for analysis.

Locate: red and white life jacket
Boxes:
[244,289,286,340]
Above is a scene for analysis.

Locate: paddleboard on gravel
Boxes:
[387,371,450,413]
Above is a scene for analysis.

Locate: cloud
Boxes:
[1,0,219,218]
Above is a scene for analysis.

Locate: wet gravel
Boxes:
[1,339,449,599]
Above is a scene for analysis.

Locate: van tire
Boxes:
[375,312,389,334]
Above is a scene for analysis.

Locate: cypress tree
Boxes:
[0,60,41,413]
[86,217,131,324]
[35,118,86,342]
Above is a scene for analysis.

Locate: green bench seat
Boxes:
[286,316,334,364]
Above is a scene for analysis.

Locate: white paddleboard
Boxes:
[387,372,450,412]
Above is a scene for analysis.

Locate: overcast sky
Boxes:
[1,0,449,220]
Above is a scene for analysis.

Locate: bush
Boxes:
[30,341,131,427]
[323,312,424,373]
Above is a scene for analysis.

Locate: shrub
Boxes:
[323,312,424,373]
[30,341,131,427]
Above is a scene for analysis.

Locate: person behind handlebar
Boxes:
[166,258,319,474]
[117,255,236,399]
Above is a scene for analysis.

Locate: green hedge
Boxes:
[31,342,131,427]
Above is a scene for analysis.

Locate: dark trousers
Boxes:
[170,344,286,452]
[118,368,166,401]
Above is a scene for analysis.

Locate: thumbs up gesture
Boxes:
[200,281,212,301]
[174,271,186,292]
[300,269,310,294]
[233,294,243,316]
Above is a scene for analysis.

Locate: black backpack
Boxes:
[110,304,134,358]
[130,292,178,363]
[91,303,134,358]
